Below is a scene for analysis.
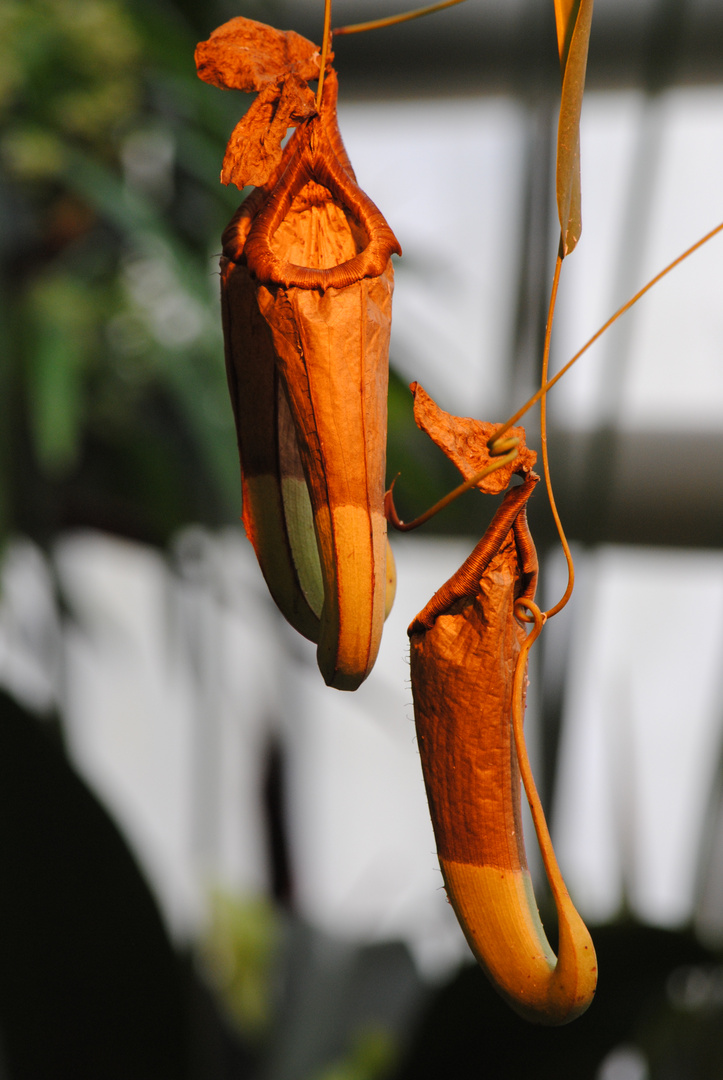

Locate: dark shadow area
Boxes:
[391,923,723,1080]
[0,690,254,1080]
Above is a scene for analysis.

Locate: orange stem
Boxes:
[539,247,574,619]
[385,445,519,532]
[489,219,723,448]
[334,0,466,36]
[316,0,333,110]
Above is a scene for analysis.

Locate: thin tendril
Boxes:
[489,219,723,449]
[511,598,572,907]
[386,444,519,532]
[333,0,466,36]
[540,246,574,619]
[316,0,333,110]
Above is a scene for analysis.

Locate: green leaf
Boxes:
[554,0,594,255]
[24,274,95,474]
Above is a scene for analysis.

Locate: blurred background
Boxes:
[1,0,723,1077]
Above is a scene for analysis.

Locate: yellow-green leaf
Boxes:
[554,0,594,256]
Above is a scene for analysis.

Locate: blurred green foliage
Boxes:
[0,0,477,556]
[316,1027,397,1080]
[199,890,281,1044]
[0,0,250,547]
[0,0,479,554]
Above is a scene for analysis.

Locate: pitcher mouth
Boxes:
[243,115,400,292]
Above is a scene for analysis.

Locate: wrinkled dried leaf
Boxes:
[411,381,537,492]
[195,16,326,189]
[220,74,317,189]
[195,16,321,91]
[554,0,594,255]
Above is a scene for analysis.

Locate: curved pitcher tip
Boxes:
[440,858,597,1026]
